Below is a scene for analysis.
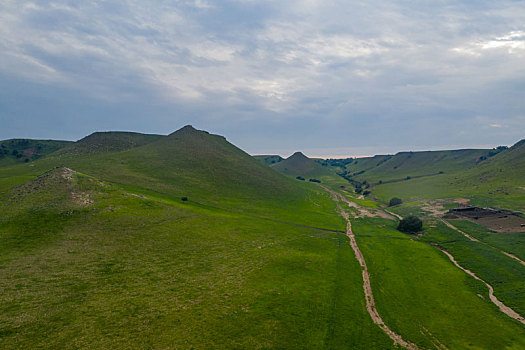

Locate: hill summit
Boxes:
[273,151,331,178]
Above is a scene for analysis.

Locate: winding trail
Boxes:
[322,186,419,350]
[442,219,525,267]
[434,244,525,325]
[440,219,479,242]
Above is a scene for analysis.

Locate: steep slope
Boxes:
[272,152,334,178]
[345,149,492,184]
[0,139,72,167]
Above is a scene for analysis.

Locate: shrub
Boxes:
[296,176,305,181]
[363,190,371,196]
[181,197,188,201]
[388,197,402,207]
[308,178,321,183]
[397,215,423,234]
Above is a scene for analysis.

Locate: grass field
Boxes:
[352,217,525,349]
[420,221,525,316]
[0,169,396,348]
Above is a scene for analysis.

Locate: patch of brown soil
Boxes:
[71,191,94,206]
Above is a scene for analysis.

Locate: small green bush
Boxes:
[389,197,402,207]
[397,215,422,234]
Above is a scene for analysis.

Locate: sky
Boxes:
[1,0,524,157]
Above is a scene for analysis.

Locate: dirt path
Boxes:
[440,219,479,242]
[320,186,396,220]
[442,219,525,266]
[384,208,403,220]
[435,244,525,325]
[323,187,419,350]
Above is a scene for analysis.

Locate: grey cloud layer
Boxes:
[1,0,524,155]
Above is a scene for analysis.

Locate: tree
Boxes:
[388,197,402,207]
[397,215,422,234]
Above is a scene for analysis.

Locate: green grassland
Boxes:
[352,217,525,349]
[421,221,525,316]
[346,140,524,211]
[1,126,524,348]
[449,220,525,261]
[345,149,494,184]
[0,167,395,348]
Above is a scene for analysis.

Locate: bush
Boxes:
[397,215,422,234]
[363,190,371,196]
[181,197,188,201]
[388,197,402,207]
[296,176,305,181]
[308,178,321,183]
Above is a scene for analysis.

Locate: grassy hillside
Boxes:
[353,217,525,349]
[371,140,525,210]
[0,139,72,167]
[345,149,493,185]
[253,154,283,165]
[0,149,393,348]
[55,131,164,155]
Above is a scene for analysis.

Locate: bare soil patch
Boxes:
[449,207,525,233]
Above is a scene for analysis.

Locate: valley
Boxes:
[0,126,524,349]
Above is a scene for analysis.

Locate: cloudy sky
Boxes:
[1,0,524,157]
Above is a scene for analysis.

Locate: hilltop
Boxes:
[272,152,334,178]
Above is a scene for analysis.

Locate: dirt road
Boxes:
[323,187,419,349]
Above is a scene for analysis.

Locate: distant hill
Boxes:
[0,126,307,210]
[272,152,335,179]
[0,139,72,167]
[55,131,164,155]
[343,148,495,184]
[254,155,283,165]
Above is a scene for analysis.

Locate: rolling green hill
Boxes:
[0,127,395,349]
[369,140,524,210]
[0,139,72,167]
[272,152,334,178]
[344,149,494,184]
[55,131,164,155]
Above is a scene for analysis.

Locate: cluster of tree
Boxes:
[479,146,508,162]
[308,178,321,183]
[296,176,305,181]
[388,197,402,206]
[317,158,354,168]
[397,215,423,234]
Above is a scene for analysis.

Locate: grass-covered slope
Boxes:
[345,149,492,184]
[0,148,393,348]
[0,139,72,167]
[371,140,525,210]
[55,131,164,155]
[253,154,283,165]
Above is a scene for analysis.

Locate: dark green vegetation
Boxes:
[0,139,72,166]
[388,197,402,207]
[396,215,422,233]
